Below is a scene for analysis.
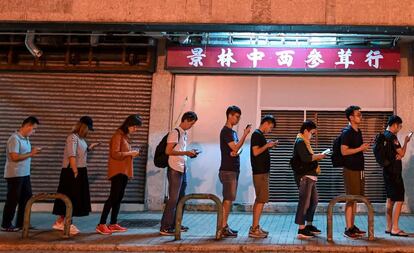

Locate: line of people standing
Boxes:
[1,106,412,239]
[1,114,143,236]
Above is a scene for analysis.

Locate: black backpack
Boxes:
[331,127,348,167]
[373,132,393,167]
[153,128,180,168]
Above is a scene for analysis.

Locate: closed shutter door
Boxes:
[0,72,152,203]
[264,110,391,203]
[262,110,304,202]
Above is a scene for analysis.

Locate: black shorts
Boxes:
[383,170,405,202]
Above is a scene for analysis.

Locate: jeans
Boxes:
[294,176,319,225]
[160,168,187,230]
[1,176,32,228]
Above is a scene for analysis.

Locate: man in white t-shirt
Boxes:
[160,111,198,236]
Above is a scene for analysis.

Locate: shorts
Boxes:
[383,170,405,202]
[253,173,269,203]
[219,170,239,201]
[343,167,365,196]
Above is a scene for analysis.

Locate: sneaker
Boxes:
[258,225,269,235]
[180,225,189,232]
[249,226,268,238]
[52,220,64,231]
[305,225,321,235]
[96,224,112,235]
[159,228,175,236]
[1,225,20,232]
[343,227,360,239]
[108,224,127,233]
[222,225,238,238]
[353,225,366,235]
[69,224,80,235]
[297,228,315,239]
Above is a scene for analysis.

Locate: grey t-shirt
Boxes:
[62,133,88,168]
[4,131,32,178]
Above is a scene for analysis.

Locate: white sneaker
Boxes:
[69,224,80,235]
[52,221,64,231]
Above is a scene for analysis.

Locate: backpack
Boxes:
[373,132,393,167]
[153,128,180,168]
[331,127,349,167]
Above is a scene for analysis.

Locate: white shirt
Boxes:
[167,127,187,173]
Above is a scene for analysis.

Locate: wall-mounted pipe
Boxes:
[25,30,43,58]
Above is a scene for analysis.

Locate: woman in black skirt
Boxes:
[52,116,100,235]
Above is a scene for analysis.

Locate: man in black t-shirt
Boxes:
[383,115,411,237]
[219,105,251,238]
[249,115,277,238]
[341,105,370,239]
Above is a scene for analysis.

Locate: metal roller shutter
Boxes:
[263,110,391,203]
[0,72,152,203]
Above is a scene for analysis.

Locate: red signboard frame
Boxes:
[166,46,400,72]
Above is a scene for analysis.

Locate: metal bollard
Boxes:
[174,193,223,240]
[327,194,375,241]
[22,193,73,239]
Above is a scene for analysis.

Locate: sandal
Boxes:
[390,230,408,237]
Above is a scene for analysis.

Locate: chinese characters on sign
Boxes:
[167,46,400,72]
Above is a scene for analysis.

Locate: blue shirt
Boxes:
[4,131,32,178]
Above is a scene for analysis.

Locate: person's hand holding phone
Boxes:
[266,140,278,148]
[360,143,370,152]
[30,147,42,157]
[88,142,101,151]
[405,132,413,143]
[244,124,252,136]
[186,150,197,158]
[130,149,140,158]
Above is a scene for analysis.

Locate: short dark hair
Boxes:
[345,105,361,121]
[261,115,276,126]
[22,116,39,126]
[181,111,198,122]
[387,115,403,126]
[226,105,241,118]
[300,120,317,134]
[119,114,142,134]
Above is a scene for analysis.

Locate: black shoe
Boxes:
[222,225,238,238]
[343,228,361,239]
[159,228,175,236]
[352,225,366,235]
[305,225,321,235]
[297,228,314,239]
[180,225,189,232]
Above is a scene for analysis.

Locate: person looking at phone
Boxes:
[249,115,277,238]
[96,114,142,235]
[219,105,251,238]
[159,111,198,236]
[1,116,40,232]
[292,120,326,239]
[382,115,412,237]
[52,116,99,235]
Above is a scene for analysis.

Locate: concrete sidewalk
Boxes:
[1,212,414,252]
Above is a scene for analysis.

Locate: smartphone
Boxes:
[409,132,413,138]
[195,149,202,154]
[237,148,243,155]
[322,148,331,155]
[246,124,252,129]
